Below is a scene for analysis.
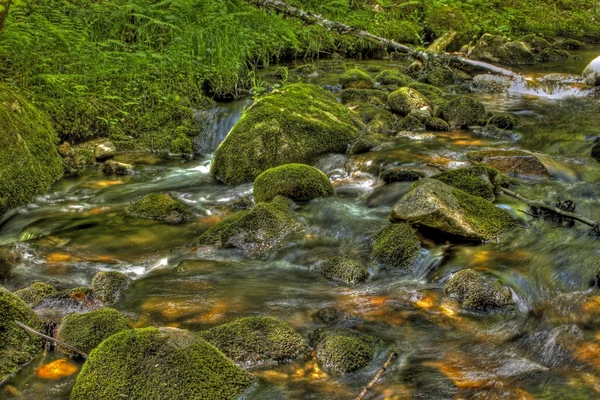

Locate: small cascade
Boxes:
[195,98,253,154]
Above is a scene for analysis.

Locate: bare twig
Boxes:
[355,351,397,400]
[15,321,88,358]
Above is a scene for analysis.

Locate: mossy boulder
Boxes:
[0,84,64,216]
[396,115,425,131]
[388,87,430,116]
[488,113,518,130]
[348,134,383,156]
[92,271,132,305]
[198,196,303,258]
[444,269,514,312]
[407,82,444,103]
[375,70,413,87]
[424,117,450,131]
[340,89,388,106]
[559,39,586,50]
[538,48,570,62]
[211,84,363,185]
[371,223,421,270]
[0,286,43,382]
[423,68,454,86]
[470,34,535,65]
[200,317,309,368]
[127,193,191,224]
[442,96,487,128]
[14,281,57,307]
[583,56,600,87]
[310,327,382,374]
[253,164,333,203]
[339,69,375,89]
[71,327,253,400]
[432,166,498,201]
[56,308,131,354]
[466,150,551,178]
[356,106,395,134]
[592,141,600,162]
[321,257,369,284]
[380,168,422,184]
[389,179,516,242]
[169,133,193,154]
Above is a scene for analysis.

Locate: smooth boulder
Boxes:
[253,164,333,203]
[583,56,600,86]
[94,141,116,160]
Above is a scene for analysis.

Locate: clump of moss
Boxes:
[339,69,375,89]
[356,106,395,134]
[0,286,43,382]
[71,327,254,400]
[445,269,514,312]
[348,134,383,156]
[488,113,519,130]
[200,316,309,368]
[14,282,57,307]
[407,82,444,102]
[371,223,420,270]
[375,70,413,87]
[310,327,382,375]
[380,168,422,184]
[56,308,131,354]
[442,96,487,128]
[396,115,425,131]
[92,271,132,306]
[422,68,454,86]
[426,6,471,50]
[253,164,334,203]
[432,166,497,201]
[340,89,388,106]
[321,257,369,284]
[388,87,430,116]
[198,196,303,258]
[211,84,363,185]
[169,133,193,154]
[0,84,64,216]
[127,193,191,224]
[424,117,450,131]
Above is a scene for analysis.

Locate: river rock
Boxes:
[102,160,133,175]
[388,87,431,116]
[321,256,369,284]
[375,69,413,87]
[127,193,191,224]
[14,281,57,307]
[444,269,514,312]
[469,34,535,65]
[583,56,600,86]
[431,165,498,201]
[91,271,132,305]
[389,179,516,242]
[371,223,421,270]
[339,68,375,89]
[473,74,512,92]
[467,149,550,178]
[340,89,388,106]
[199,317,310,368]
[70,327,254,400]
[380,167,422,184]
[441,96,487,128]
[253,163,334,203]
[211,84,363,185]
[94,141,116,160]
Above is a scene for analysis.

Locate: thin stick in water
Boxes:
[355,351,397,400]
[15,320,88,359]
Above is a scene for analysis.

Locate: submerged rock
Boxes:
[583,56,600,86]
[253,164,333,203]
[316,307,349,325]
[56,308,130,354]
[389,179,516,242]
[371,223,421,270]
[388,87,430,116]
[441,96,487,128]
[467,149,550,178]
[94,141,116,160]
[91,271,132,305]
[0,286,43,382]
[127,193,191,224]
[200,316,309,368]
[14,281,57,307]
[321,257,369,284]
[211,84,363,185]
[197,196,303,258]
[339,69,375,89]
[102,160,133,175]
[444,269,514,312]
[71,327,253,400]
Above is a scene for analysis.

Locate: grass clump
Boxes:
[253,163,334,203]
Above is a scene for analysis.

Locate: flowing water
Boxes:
[1,48,600,399]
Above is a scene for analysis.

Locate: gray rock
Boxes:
[583,56,600,86]
[94,141,117,160]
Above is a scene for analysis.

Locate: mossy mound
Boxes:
[380,168,422,184]
[426,6,471,50]
[407,82,444,103]
[442,96,487,128]
[592,142,600,162]
[0,286,43,382]
[127,193,191,224]
[396,114,425,131]
[432,166,497,201]
[0,84,64,216]
[200,316,309,368]
[169,133,193,154]
[423,68,455,86]
[253,164,334,203]
[424,117,450,131]
[356,106,395,134]
[340,89,388,106]
[371,223,421,270]
[470,34,535,65]
[56,308,131,354]
[444,269,514,312]
[198,196,303,258]
[388,87,430,116]
[375,70,413,87]
[390,179,516,242]
[71,327,254,400]
[339,69,375,89]
[92,271,132,306]
[348,134,383,156]
[14,281,57,307]
[488,113,519,130]
[310,327,382,375]
[321,257,369,284]
[211,84,363,185]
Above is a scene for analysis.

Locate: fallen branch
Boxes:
[355,351,397,400]
[15,320,88,358]
[246,0,518,77]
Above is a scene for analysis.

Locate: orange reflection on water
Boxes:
[36,359,79,380]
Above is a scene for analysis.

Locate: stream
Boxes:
[1,47,600,399]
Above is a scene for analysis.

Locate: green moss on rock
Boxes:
[127,193,191,224]
[211,84,363,185]
[356,106,395,134]
[321,257,369,284]
[71,327,253,400]
[340,89,388,106]
[0,84,64,216]
[339,69,375,89]
[442,96,487,128]
[388,87,430,116]
[444,269,514,312]
[396,114,425,131]
[380,168,422,184]
[375,70,413,87]
[423,68,455,86]
[348,134,383,156]
[169,133,193,154]
[0,286,43,383]
[371,223,420,270]
[200,316,309,368]
[424,117,450,131]
[254,164,333,203]
[92,271,132,306]
[56,308,131,354]
[407,82,444,102]
[14,282,57,307]
[198,196,303,258]
[432,166,497,201]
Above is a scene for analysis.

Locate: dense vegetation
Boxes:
[0,0,597,149]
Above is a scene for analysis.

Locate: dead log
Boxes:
[246,0,518,77]
[15,320,89,358]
